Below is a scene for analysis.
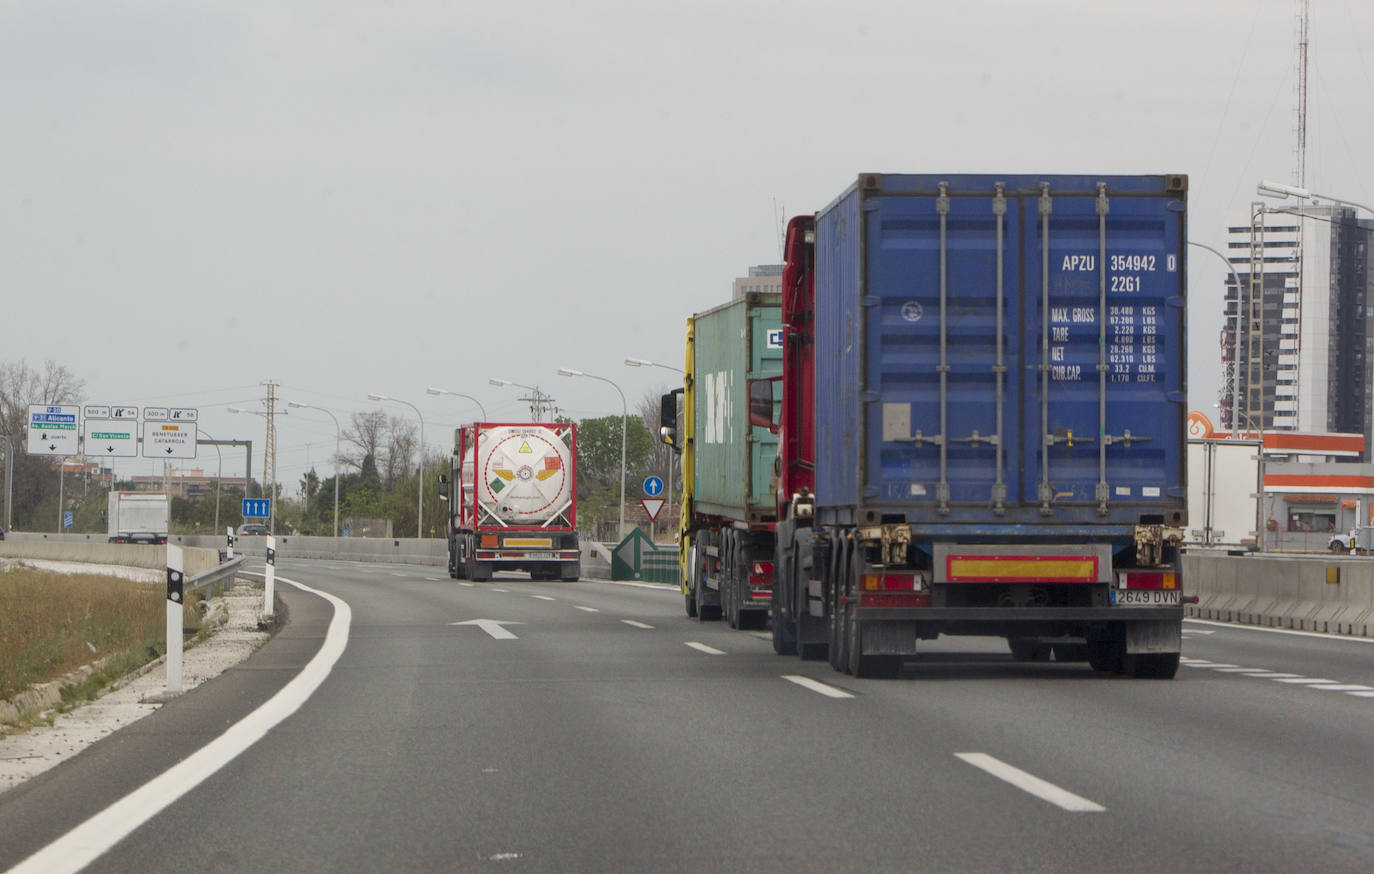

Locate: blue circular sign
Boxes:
[643,475,664,497]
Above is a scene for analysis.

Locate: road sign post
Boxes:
[27,405,80,456]
[166,545,185,693]
[263,535,276,620]
[242,499,271,519]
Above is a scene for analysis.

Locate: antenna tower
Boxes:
[1296,0,1309,188]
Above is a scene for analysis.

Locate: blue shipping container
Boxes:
[814,173,1188,528]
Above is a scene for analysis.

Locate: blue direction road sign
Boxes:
[242,499,271,519]
[63,511,73,529]
[643,475,664,497]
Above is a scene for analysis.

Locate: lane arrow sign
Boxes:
[448,619,523,640]
[106,445,115,453]
[165,447,174,454]
[48,444,56,451]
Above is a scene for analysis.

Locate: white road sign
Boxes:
[142,421,197,459]
[85,419,139,457]
[144,407,170,421]
[170,407,198,422]
[110,406,139,419]
[27,405,80,456]
[84,405,110,419]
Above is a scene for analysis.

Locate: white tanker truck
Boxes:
[438,422,580,581]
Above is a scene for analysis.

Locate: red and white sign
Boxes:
[641,497,666,522]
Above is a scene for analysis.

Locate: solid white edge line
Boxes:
[621,619,654,629]
[1184,618,1374,645]
[6,575,352,874]
[954,753,1106,813]
[594,580,680,591]
[781,675,854,699]
[685,642,726,655]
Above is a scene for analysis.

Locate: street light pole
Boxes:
[196,426,224,534]
[369,394,426,539]
[625,356,684,534]
[286,402,342,538]
[426,386,488,419]
[489,378,557,419]
[559,367,627,539]
[1188,241,1247,437]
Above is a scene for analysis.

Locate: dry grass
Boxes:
[0,565,200,704]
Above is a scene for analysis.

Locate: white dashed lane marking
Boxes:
[782,675,854,699]
[573,606,599,613]
[1182,660,1374,700]
[621,620,654,630]
[530,595,557,601]
[955,753,1106,813]
[685,642,725,655]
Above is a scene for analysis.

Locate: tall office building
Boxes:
[1221,205,1374,456]
[732,264,783,300]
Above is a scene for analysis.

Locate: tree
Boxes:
[0,359,86,530]
[300,467,321,500]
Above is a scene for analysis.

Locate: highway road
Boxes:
[3,559,1373,872]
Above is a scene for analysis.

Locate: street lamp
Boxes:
[626,357,683,533]
[559,366,627,539]
[196,426,224,534]
[426,386,487,419]
[1257,180,1374,215]
[286,402,342,538]
[1188,241,1247,438]
[489,378,556,419]
[368,393,426,539]
[624,357,684,374]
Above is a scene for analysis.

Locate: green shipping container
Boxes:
[690,292,782,522]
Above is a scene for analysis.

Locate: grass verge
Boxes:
[0,564,202,727]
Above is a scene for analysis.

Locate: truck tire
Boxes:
[846,600,901,679]
[1124,652,1180,679]
[772,614,797,655]
[1087,639,1124,674]
[1009,638,1052,662]
[1052,643,1089,662]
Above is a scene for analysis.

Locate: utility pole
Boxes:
[264,379,279,534]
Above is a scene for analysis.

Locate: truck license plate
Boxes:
[1115,589,1180,606]
[526,552,555,560]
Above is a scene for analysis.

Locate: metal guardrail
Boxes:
[187,555,246,597]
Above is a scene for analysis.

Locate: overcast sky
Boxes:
[5,0,1372,486]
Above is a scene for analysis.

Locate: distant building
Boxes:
[1222,205,1374,458]
[732,264,783,301]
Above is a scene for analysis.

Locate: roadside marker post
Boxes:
[264,536,276,619]
[166,546,184,693]
[226,526,234,560]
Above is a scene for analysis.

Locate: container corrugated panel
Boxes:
[814,173,1188,527]
[691,293,782,520]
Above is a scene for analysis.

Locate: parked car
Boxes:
[236,523,269,537]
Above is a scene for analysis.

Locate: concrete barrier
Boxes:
[0,538,219,577]
[1184,550,1374,638]
[0,530,619,577]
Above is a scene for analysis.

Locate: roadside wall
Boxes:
[1184,550,1374,637]
[0,531,615,576]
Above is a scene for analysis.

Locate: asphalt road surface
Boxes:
[3,559,1373,873]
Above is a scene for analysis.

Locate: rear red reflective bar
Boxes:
[859,592,930,609]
